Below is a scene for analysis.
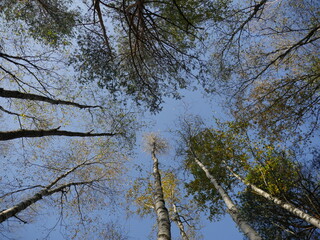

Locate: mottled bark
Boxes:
[193,157,262,240]
[172,203,189,240]
[0,181,91,223]
[227,166,320,229]
[0,127,116,141]
[0,162,95,223]
[151,149,171,240]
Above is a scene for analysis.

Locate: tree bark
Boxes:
[172,203,189,240]
[193,157,262,240]
[151,149,171,240]
[227,166,320,229]
[0,127,116,141]
[0,162,96,223]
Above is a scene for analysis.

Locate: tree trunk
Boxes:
[0,162,95,223]
[227,166,320,229]
[172,203,189,240]
[0,181,90,223]
[152,149,171,240]
[193,157,262,240]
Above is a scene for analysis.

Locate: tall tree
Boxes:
[237,150,320,239]
[144,133,171,240]
[0,0,229,113]
[127,170,202,240]
[227,164,320,229]
[0,15,137,236]
[177,118,262,240]
[191,155,261,240]
[178,116,320,239]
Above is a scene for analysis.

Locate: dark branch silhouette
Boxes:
[0,88,102,109]
[0,127,116,141]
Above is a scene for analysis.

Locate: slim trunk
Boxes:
[0,162,95,223]
[227,166,320,229]
[172,203,189,240]
[193,157,262,240]
[0,181,90,223]
[0,189,48,223]
[152,149,171,240]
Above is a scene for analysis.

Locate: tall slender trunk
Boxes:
[226,166,320,229]
[193,157,262,240]
[152,149,171,240]
[172,203,189,240]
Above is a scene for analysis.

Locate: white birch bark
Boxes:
[0,162,96,223]
[226,166,320,229]
[172,203,189,240]
[0,181,93,223]
[193,157,262,240]
[152,149,172,240]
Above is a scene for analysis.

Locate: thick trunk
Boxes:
[152,150,171,240]
[172,203,189,240]
[0,128,116,141]
[227,167,320,229]
[194,157,262,240]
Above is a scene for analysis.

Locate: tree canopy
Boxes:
[1,0,320,239]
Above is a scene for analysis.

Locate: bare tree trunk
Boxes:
[172,203,189,240]
[193,157,262,240]
[0,162,95,223]
[0,181,91,223]
[151,149,171,240]
[227,166,320,229]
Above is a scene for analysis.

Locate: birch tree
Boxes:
[237,149,320,239]
[0,160,103,223]
[143,133,171,240]
[176,117,261,240]
[127,170,202,240]
[0,137,129,238]
[178,117,320,239]
[184,138,261,239]
[227,165,320,229]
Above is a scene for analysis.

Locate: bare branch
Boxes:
[0,127,116,141]
[0,88,103,109]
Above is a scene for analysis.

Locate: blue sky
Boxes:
[125,88,244,240]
